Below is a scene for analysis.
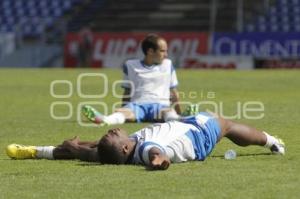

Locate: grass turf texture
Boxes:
[0,69,299,199]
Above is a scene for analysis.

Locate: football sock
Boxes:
[163,110,180,121]
[105,112,126,125]
[263,131,278,148]
[36,146,55,159]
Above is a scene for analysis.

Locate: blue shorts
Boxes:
[123,102,168,122]
[182,112,221,161]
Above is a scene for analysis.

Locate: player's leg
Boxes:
[6,143,57,160]
[149,102,180,122]
[6,138,100,161]
[105,102,142,124]
[161,103,200,122]
[6,144,98,161]
[217,115,285,154]
[113,108,136,122]
[160,108,180,121]
[82,104,137,125]
[133,103,172,122]
[52,147,75,159]
[53,146,99,162]
[108,102,150,124]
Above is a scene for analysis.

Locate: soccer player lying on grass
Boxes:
[6,112,285,170]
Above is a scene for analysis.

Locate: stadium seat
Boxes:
[270,24,279,32]
[245,0,300,32]
[0,0,84,38]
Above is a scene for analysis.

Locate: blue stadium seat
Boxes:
[28,9,38,17]
[14,1,24,9]
[16,8,26,17]
[245,0,300,32]
[269,15,277,23]
[245,24,255,32]
[270,24,279,32]
[3,8,13,17]
[293,7,300,13]
[0,0,81,37]
[1,24,13,32]
[41,8,50,17]
[295,24,300,31]
[285,25,292,32]
[2,0,11,8]
[63,1,72,10]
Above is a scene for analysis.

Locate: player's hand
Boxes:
[150,155,170,170]
[147,147,171,170]
[62,136,80,148]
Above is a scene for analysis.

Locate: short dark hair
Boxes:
[141,34,163,55]
[97,137,127,164]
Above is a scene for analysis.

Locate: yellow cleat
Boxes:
[6,144,37,159]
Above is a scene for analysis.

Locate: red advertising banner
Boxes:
[64,32,208,68]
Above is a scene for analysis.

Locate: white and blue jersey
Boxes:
[121,58,178,105]
[130,112,221,165]
[121,59,178,122]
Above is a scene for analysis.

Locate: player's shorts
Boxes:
[123,102,169,122]
[181,112,221,161]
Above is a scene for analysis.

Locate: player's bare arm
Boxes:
[170,88,181,114]
[122,88,131,106]
[61,136,99,162]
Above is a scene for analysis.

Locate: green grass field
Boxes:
[0,69,299,199]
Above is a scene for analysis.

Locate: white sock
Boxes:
[163,110,180,121]
[36,146,55,159]
[105,112,126,125]
[263,132,278,148]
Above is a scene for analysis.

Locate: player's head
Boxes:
[141,34,168,64]
[97,128,133,164]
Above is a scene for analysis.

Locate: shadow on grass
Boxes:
[211,152,272,159]
[76,162,151,171]
[76,162,102,166]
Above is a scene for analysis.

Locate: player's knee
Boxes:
[115,108,136,122]
[219,117,235,137]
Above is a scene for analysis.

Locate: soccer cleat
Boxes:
[6,144,37,159]
[81,105,108,126]
[182,104,199,116]
[270,137,285,155]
